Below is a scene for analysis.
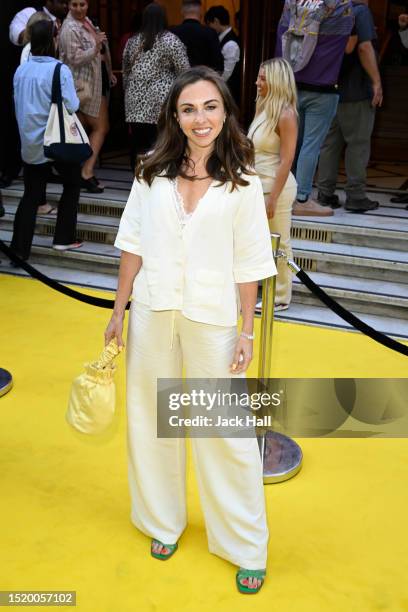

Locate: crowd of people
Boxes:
[1,0,408,307]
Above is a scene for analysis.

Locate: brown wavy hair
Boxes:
[135,66,255,190]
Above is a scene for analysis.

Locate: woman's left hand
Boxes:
[230,336,253,374]
[110,74,118,87]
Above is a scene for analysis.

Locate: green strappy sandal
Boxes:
[151,539,178,561]
[236,568,266,594]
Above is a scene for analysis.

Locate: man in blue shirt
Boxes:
[275,0,354,217]
[317,0,382,212]
[11,19,83,261]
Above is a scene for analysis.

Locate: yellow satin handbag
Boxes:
[66,339,122,435]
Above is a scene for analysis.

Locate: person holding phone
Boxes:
[59,0,116,193]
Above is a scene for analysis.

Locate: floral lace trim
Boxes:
[172,178,193,228]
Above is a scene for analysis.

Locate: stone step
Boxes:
[4,207,408,259]
[292,238,408,284]
[2,259,408,341]
[4,227,408,283]
[4,189,408,254]
[271,303,408,340]
[3,181,407,212]
[1,185,127,218]
[291,216,408,253]
[1,209,119,245]
[292,190,408,250]
[2,228,408,322]
[0,259,118,292]
[292,272,408,320]
[292,190,408,251]
[0,229,120,274]
[3,182,408,329]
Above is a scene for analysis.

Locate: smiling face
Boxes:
[255,66,268,98]
[175,79,226,153]
[69,0,88,21]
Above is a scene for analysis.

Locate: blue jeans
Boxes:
[294,90,339,201]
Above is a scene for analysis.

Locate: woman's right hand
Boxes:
[265,194,278,219]
[96,31,108,49]
[104,312,124,348]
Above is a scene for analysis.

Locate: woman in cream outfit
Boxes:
[248,58,298,310]
[105,67,276,594]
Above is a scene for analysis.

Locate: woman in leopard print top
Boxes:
[122,4,189,170]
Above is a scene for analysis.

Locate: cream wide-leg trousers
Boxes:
[125,303,269,569]
[265,183,297,306]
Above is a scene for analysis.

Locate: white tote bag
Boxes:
[44,62,92,164]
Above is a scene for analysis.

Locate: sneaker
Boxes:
[81,176,104,193]
[52,241,83,251]
[317,192,341,209]
[37,204,57,215]
[275,303,289,312]
[390,193,408,204]
[344,198,379,213]
[292,198,334,217]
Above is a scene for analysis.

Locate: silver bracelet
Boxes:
[240,331,255,340]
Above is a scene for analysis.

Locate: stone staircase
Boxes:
[1,170,408,339]
[290,206,408,319]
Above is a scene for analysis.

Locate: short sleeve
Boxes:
[355,6,376,44]
[233,174,277,283]
[9,8,35,45]
[114,179,142,255]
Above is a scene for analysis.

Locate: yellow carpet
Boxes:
[1,275,407,612]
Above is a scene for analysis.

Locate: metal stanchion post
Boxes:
[0,369,13,397]
[257,233,303,484]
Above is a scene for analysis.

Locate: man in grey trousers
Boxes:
[317,0,382,213]
[390,11,408,206]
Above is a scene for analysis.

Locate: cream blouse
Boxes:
[114,172,276,327]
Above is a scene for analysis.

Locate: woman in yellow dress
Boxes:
[248,58,298,311]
